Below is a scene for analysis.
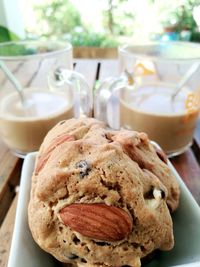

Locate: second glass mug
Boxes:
[0,40,92,157]
[95,42,200,157]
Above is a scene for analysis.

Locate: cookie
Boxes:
[28,118,180,267]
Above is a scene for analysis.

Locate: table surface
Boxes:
[0,58,200,267]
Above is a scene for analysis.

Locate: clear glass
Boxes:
[95,41,200,157]
[0,41,92,157]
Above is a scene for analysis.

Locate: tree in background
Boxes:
[28,0,118,48]
[24,0,200,45]
[174,0,200,41]
[157,0,200,41]
[33,0,82,37]
[166,1,199,31]
[103,0,135,35]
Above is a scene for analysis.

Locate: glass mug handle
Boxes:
[94,74,129,129]
[48,68,92,117]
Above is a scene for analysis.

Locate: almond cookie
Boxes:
[28,118,180,267]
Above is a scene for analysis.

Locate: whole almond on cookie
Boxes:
[59,203,133,241]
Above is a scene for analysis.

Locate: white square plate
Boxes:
[8,152,200,267]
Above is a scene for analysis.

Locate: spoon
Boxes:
[0,60,25,105]
[172,62,200,100]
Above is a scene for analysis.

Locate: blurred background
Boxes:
[0,0,200,57]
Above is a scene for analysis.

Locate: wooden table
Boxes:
[0,59,200,267]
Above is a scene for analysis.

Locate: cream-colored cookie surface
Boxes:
[28,118,180,267]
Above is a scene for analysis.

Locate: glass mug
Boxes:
[95,42,200,157]
[0,40,92,157]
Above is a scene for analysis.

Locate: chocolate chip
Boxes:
[72,235,80,244]
[94,241,110,246]
[141,249,159,265]
[59,120,66,125]
[80,258,87,263]
[145,187,165,200]
[75,160,91,178]
[68,253,79,260]
[76,160,88,169]
[144,187,154,199]
[104,133,113,143]
[161,189,166,199]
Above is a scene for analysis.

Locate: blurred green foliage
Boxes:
[175,1,200,42]
[29,0,200,45]
[0,25,19,42]
[0,43,27,56]
[1,0,199,47]
[0,42,43,56]
[190,31,200,42]
[161,0,200,41]
[31,0,118,47]
[64,30,118,47]
[33,0,82,36]
[167,4,198,31]
[103,0,135,35]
